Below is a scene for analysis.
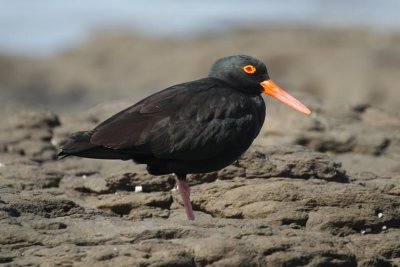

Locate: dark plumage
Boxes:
[59,55,311,220]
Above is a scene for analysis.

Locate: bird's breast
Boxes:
[188,93,265,157]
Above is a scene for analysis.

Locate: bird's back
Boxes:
[59,78,266,175]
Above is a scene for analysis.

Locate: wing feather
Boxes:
[90,78,215,151]
[90,77,264,162]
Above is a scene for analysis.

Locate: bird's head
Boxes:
[209,55,311,115]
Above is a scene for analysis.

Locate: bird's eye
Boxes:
[243,65,256,74]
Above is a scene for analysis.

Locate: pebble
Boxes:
[51,138,59,146]
[134,186,143,192]
[361,228,372,235]
[378,212,384,218]
[171,186,178,192]
[0,162,4,168]
[382,226,387,230]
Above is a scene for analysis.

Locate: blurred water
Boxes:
[1,0,399,56]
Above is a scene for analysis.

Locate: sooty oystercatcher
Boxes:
[59,55,311,220]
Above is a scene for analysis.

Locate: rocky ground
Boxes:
[1,28,400,266]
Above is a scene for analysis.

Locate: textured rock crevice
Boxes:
[1,107,400,266]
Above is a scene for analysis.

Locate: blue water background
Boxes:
[0,0,399,55]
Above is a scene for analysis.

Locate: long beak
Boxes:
[261,80,311,115]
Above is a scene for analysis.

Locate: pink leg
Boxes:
[177,178,195,220]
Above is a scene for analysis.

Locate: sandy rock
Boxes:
[59,171,176,201]
[191,179,400,234]
[258,102,400,179]
[0,111,60,162]
[2,106,400,266]
[0,160,63,190]
[1,192,83,219]
[238,145,347,182]
[347,231,400,267]
[188,172,219,185]
[60,173,110,195]
[96,192,172,219]
[263,105,399,157]
[296,124,392,156]
[3,111,61,129]
[184,145,348,185]
[105,172,176,192]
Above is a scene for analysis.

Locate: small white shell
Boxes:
[135,186,143,192]
[51,138,58,146]
[171,185,178,192]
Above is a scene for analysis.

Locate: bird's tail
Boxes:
[58,131,131,160]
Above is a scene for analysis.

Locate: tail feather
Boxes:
[58,131,131,160]
[58,131,95,157]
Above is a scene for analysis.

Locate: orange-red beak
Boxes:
[261,80,311,115]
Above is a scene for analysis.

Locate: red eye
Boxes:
[243,65,256,74]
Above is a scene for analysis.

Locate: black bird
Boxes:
[59,55,311,220]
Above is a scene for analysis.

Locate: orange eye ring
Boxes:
[243,65,256,74]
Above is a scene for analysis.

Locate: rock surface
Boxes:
[1,28,400,266]
[1,107,400,266]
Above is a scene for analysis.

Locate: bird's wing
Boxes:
[90,78,216,152]
[90,78,260,160]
